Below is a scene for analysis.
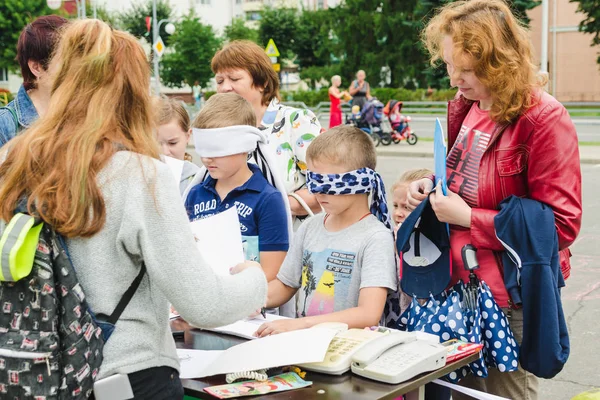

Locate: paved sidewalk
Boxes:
[376,141,600,164]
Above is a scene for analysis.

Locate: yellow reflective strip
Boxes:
[0,214,34,281]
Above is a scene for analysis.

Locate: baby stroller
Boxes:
[383,100,418,145]
[346,98,392,146]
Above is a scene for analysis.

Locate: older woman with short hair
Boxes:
[211,40,322,218]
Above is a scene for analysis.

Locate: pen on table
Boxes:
[260,307,266,319]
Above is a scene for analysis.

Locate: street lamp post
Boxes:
[151,0,175,95]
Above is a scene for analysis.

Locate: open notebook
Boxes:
[198,314,290,340]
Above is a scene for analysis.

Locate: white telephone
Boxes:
[351,333,447,384]
[298,323,416,375]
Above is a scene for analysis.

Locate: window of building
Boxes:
[317,0,325,8]
[246,11,261,21]
[0,68,8,83]
[236,0,242,3]
[197,0,211,5]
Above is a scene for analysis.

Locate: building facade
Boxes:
[528,0,600,101]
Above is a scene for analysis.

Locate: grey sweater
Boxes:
[66,152,267,379]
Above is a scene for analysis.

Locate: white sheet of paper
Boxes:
[208,314,290,340]
[189,207,245,275]
[164,155,184,184]
[177,349,224,379]
[192,328,337,378]
[433,379,510,400]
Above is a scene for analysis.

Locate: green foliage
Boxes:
[279,88,457,107]
[511,0,542,25]
[160,12,222,89]
[258,7,298,60]
[0,0,52,71]
[281,88,330,106]
[570,0,600,65]
[86,4,119,27]
[293,9,335,68]
[299,65,342,89]
[223,17,258,43]
[118,0,173,45]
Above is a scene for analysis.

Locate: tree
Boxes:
[85,4,119,27]
[160,12,222,90]
[118,0,173,45]
[293,9,336,68]
[223,17,258,43]
[570,0,600,65]
[258,7,298,60]
[0,0,52,71]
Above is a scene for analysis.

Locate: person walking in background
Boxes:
[0,15,68,145]
[328,75,349,128]
[0,20,267,398]
[348,70,371,111]
[210,40,323,219]
[192,81,201,107]
[409,1,582,398]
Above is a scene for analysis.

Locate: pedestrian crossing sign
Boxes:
[154,36,165,57]
[265,38,280,57]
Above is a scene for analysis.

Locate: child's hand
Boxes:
[230,260,262,275]
[254,318,308,337]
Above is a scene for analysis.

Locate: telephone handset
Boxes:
[351,334,447,384]
[299,323,416,375]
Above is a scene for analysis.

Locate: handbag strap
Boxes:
[95,263,146,325]
[289,192,315,217]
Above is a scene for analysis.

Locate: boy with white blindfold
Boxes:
[254,125,398,337]
[184,93,291,284]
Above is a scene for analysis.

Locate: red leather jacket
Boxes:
[447,92,582,307]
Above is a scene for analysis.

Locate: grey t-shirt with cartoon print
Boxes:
[277,213,397,318]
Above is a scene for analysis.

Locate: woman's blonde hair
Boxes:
[422,0,545,123]
[0,19,159,238]
[156,96,193,161]
[211,40,280,106]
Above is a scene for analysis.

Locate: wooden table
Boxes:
[171,319,479,400]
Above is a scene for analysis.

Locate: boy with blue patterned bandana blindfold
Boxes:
[306,168,392,230]
[253,125,399,338]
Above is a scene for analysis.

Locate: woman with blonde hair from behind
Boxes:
[408,1,582,399]
[0,20,267,399]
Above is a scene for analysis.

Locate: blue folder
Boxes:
[434,118,448,196]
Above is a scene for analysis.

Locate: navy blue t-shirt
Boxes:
[185,164,289,261]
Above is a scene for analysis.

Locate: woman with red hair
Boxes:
[408,1,582,398]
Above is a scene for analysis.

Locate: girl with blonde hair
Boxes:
[0,19,266,398]
[155,96,199,195]
[408,1,581,399]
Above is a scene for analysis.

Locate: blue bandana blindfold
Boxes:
[307,168,392,230]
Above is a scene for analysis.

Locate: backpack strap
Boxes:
[1,106,21,134]
[95,263,147,325]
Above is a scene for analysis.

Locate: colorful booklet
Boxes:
[204,372,312,399]
[442,339,483,363]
